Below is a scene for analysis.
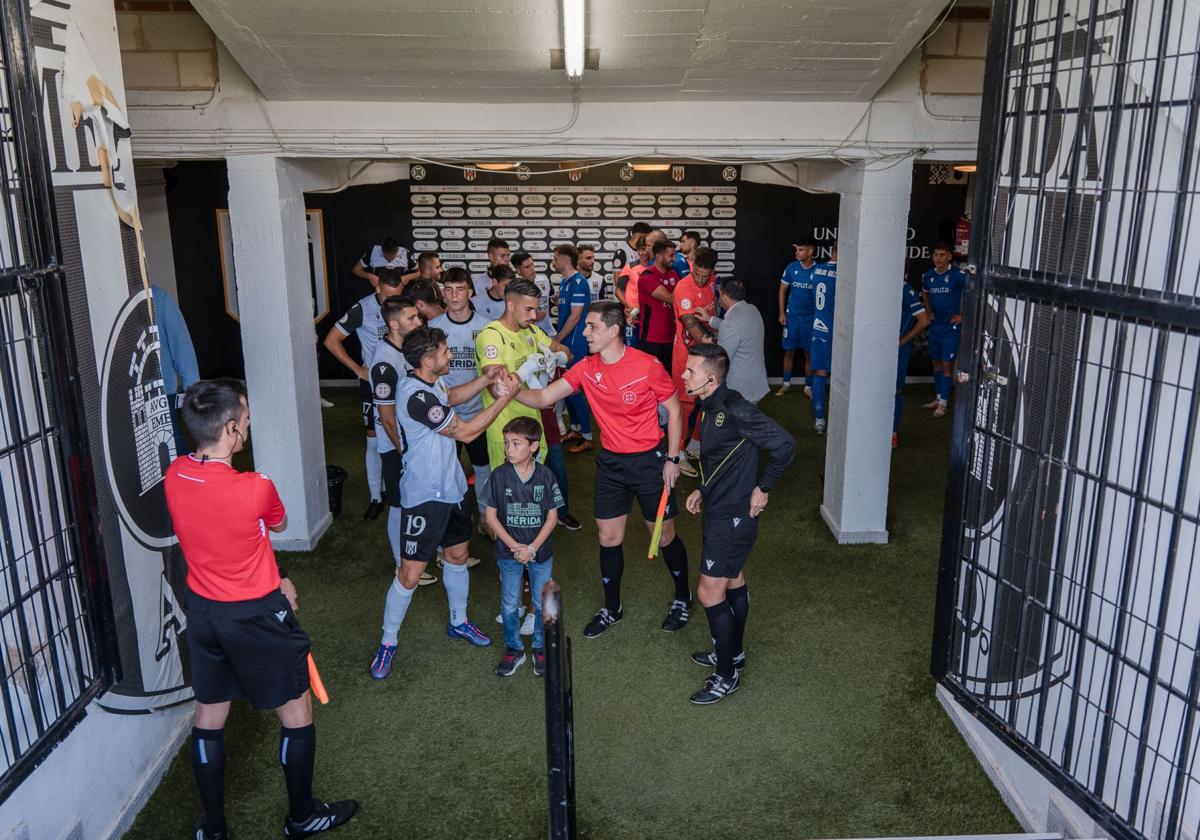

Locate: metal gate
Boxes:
[0,1,113,802]
[932,1,1200,838]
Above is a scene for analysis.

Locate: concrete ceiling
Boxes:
[190,0,954,102]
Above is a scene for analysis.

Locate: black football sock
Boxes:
[660,536,691,602]
[280,724,317,822]
[599,545,624,613]
[727,584,749,657]
[704,601,737,680]
[190,727,227,834]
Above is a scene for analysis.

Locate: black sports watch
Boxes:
[665,454,682,464]
[278,567,289,580]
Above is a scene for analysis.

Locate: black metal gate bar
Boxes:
[542,581,577,840]
[932,1,1200,838]
[0,0,113,804]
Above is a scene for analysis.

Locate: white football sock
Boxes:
[442,561,470,626]
[381,578,415,646]
[386,507,402,564]
[365,437,383,502]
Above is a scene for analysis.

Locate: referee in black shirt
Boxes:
[680,344,796,704]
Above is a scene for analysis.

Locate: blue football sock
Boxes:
[782,372,792,384]
[936,372,950,401]
[813,375,828,420]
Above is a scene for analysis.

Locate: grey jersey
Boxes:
[362,244,411,270]
[368,337,411,455]
[475,288,508,323]
[334,293,385,365]
[583,270,608,302]
[429,308,489,419]
[472,273,492,299]
[534,274,554,335]
[396,373,467,508]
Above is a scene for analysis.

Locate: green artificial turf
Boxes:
[126,386,1020,839]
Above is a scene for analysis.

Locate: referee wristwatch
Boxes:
[278,567,289,579]
[664,454,682,464]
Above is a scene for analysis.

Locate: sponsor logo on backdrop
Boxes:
[409,179,739,295]
[411,165,426,180]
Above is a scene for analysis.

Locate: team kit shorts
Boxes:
[782,314,812,352]
[700,509,761,578]
[187,590,311,710]
[928,324,962,362]
[399,499,473,563]
[359,378,374,431]
[809,335,832,371]
[594,446,679,521]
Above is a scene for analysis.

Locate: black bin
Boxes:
[326,465,347,517]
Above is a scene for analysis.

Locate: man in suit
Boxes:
[698,277,769,404]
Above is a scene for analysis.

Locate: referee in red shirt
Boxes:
[516,300,692,637]
[164,379,356,840]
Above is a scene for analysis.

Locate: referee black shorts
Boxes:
[359,378,374,432]
[700,508,760,578]
[594,445,679,522]
[186,590,311,710]
[381,449,403,509]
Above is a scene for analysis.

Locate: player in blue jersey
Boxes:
[921,243,967,418]
[809,245,837,435]
[776,237,818,397]
[894,278,932,449]
[552,244,594,453]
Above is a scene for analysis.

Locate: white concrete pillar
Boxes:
[226,154,330,550]
[820,160,913,544]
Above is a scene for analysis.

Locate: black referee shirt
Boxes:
[695,383,796,514]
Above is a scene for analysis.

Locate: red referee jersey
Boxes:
[562,347,676,452]
[164,455,285,602]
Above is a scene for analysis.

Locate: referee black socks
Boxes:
[280,724,317,822]
[704,601,737,680]
[190,727,226,835]
[727,584,749,658]
[660,537,691,603]
[599,545,624,613]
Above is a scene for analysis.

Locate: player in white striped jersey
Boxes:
[579,244,608,301]
[429,268,493,532]
[323,268,406,521]
[472,238,511,299]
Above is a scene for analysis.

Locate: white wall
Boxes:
[127,45,981,163]
[0,704,189,840]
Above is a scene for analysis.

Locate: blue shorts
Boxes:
[809,335,832,371]
[782,314,812,352]
[896,342,912,390]
[928,325,961,362]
